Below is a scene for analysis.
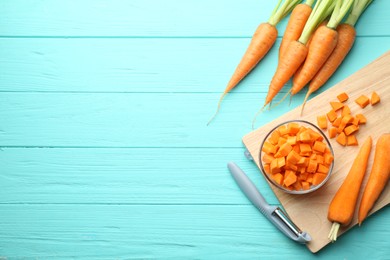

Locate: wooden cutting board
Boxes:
[242,50,390,253]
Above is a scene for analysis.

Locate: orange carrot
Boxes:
[279,0,315,59]
[358,134,390,225]
[328,136,372,242]
[292,0,354,99]
[208,0,302,125]
[300,0,373,114]
[255,0,334,116]
[370,91,380,105]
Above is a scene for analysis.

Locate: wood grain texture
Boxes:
[0,205,389,259]
[0,37,389,92]
[243,51,390,253]
[0,0,390,258]
[0,0,387,37]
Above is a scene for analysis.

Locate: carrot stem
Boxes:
[299,0,335,44]
[327,0,354,29]
[328,222,340,242]
[305,0,315,7]
[345,0,373,26]
[269,0,303,26]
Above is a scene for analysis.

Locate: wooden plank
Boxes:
[0,91,303,147]
[0,205,388,258]
[0,147,279,205]
[243,51,390,252]
[0,0,387,37]
[0,37,389,92]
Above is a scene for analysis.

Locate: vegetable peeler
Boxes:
[228,162,311,244]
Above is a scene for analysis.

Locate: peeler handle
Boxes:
[227,162,272,214]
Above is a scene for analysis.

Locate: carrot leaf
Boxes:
[268,0,303,26]
[345,0,374,26]
[299,0,335,44]
[327,0,354,29]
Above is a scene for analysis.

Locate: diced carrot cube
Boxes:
[262,153,275,164]
[317,164,329,174]
[312,173,327,185]
[352,117,359,126]
[355,95,370,108]
[337,115,353,133]
[292,144,300,154]
[277,157,285,168]
[299,172,309,181]
[337,92,349,103]
[283,171,297,187]
[287,122,300,135]
[299,130,312,143]
[274,142,293,158]
[330,101,344,111]
[307,159,318,173]
[347,135,358,146]
[272,173,284,185]
[270,159,280,174]
[262,141,277,154]
[328,127,338,139]
[286,150,301,165]
[307,173,314,184]
[313,141,327,153]
[277,137,287,146]
[324,153,334,166]
[263,164,270,174]
[297,157,309,167]
[307,128,324,141]
[371,91,380,105]
[341,105,351,117]
[286,136,297,145]
[332,117,342,127]
[316,155,324,164]
[317,115,328,129]
[285,162,298,171]
[299,143,312,156]
[269,130,281,145]
[278,125,289,136]
[336,132,347,146]
[344,125,358,136]
[326,110,338,122]
[293,180,303,191]
[302,181,311,190]
[356,114,366,124]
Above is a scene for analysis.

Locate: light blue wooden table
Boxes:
[0,0,389,258]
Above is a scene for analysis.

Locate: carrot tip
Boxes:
[300,90,312,116]
[207,93,227,126]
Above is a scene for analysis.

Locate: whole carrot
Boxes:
[291,0,354,97]
[328,136,372,242]
[207,0,302,125]
[279,0,315,60]
[358,134,390,225]
[301,0,373,114]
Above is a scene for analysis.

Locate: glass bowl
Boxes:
[259,120,334,195]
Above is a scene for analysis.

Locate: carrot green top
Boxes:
[327,0,355,29]
[298,0,335,44]
[345,0,374,26]
[268,0,303,26]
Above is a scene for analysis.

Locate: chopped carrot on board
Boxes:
[330,101,344,111]
[370,91,380,105]
[355,95,370,108]
[344,125,359,136]
[356,114,366,124]
[326,110,338,122]
[337,92,349,103]
[347,135,358,146]
[328,127,338,139]
[336,132,347,146]
[332,117,342,127]
[341,105,351,116]
[317,115,328,129]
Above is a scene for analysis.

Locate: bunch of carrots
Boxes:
[208,0,374,126]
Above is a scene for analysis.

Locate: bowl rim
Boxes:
[259,119,335,195]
